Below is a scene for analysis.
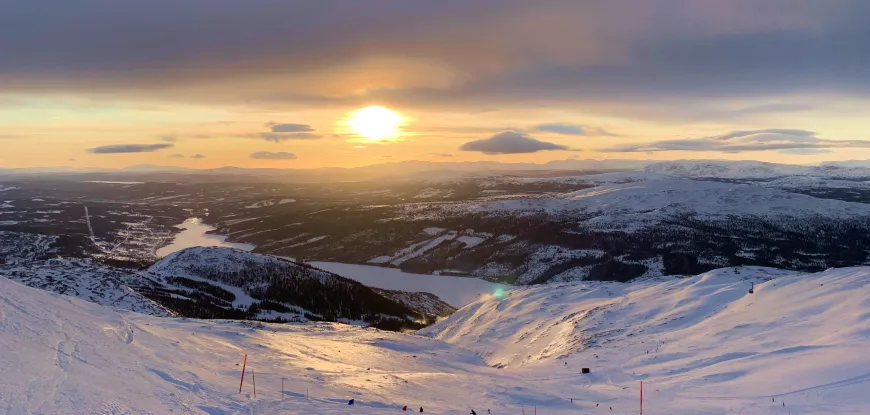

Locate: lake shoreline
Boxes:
[156,217,508,307]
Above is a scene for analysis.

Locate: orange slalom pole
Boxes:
[238,354,248,394]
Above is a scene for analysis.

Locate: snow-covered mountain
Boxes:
[645,159,870,179]
[141,247,454,330]
[421,178,870,230]
[2,264,869,414]
[0,258,172,317]
[0,231,57,264]
[420,266,870,413]
[0,242,455,331]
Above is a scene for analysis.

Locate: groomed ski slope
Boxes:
[1,266,870,414]
[422,267,870,414]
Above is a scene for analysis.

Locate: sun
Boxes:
[347,105,403,141]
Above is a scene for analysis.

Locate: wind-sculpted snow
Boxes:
[2,266,870,414]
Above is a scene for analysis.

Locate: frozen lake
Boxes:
[157,218,508,306]
[310,261,508,307]
[156,218,255,257]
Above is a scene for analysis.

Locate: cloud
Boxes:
[608,129,870,154]
[2,1,868,114]
[267,123,314,133]
[727,104,817,117]
[535,123,616,136]
[67,157,77,162]
[168,154,185,158]
[779,148,832,155]
[250,151,297,160]
[88,143,173,154]
[459,131,570,155]
[191,154,206,159]
[260,132,321,142]
[161,135,178,142]
[432,153,455,157]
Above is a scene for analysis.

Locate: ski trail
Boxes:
[106,315,135,345]
[56,334,71,371]
[83,205,96,243]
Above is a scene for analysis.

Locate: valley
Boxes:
[2,159,870,413]
[5,160,870,285]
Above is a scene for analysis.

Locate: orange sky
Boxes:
[1,2,869,169]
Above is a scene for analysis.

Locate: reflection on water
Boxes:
[156,218,255,257]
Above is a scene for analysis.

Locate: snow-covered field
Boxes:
[2,265,870,414]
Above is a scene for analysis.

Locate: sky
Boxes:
[2,0,870,169]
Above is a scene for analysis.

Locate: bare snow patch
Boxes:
[457,235,485,248]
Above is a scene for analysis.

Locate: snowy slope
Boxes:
[2,266,870,414]
[0,277,553,415]
[0,258,172,317]
[422,266,870,413]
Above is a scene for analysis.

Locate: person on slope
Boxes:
[420,406,424,412]
[402,405,407,411]
[470,410,477,415]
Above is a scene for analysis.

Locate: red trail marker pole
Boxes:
[238,354,248,394]
[640,381,643,415]
[252,369,256,398]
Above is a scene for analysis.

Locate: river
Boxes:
[156,218,508,306]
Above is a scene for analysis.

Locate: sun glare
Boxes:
[347,105,403,141]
